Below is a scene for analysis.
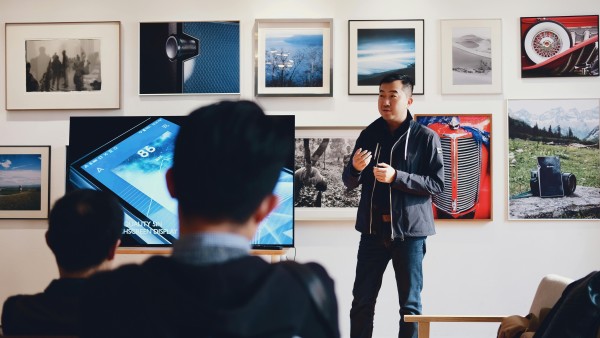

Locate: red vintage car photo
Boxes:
[417,115,492,220]
[521,15,599,77]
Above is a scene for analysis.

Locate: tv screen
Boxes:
[67,115,294,249]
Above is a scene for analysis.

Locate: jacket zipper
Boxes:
[369,143,381,234]
[389,125,411,241]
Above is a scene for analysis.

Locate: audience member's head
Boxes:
[46,189,123,275]
[168,100,292,225]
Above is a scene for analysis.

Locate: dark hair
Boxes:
[47,189,124,272]
[379,74,414,96]
[172,100,293,223]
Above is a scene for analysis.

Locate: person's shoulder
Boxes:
[410,120,438,138]
[88,256,169,286]
[302,261,333,279]
[2,290,45,311]
[1,291,46,333]
[358,118,385,138]
[276,261,335,288]
[365,117,384,131]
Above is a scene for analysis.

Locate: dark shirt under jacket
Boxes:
[1,278,85,336]
[372,116,412,236]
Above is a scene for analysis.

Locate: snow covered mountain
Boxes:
[508,104,599,139]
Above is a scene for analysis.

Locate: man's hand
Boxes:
[352,148,372,172]
[373,163,396,183]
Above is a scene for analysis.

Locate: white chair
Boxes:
[404,274,576,338]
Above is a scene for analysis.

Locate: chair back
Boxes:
[528,274,573,320]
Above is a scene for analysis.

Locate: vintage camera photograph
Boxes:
[507,99,600,219]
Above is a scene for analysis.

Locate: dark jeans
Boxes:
[350,234,426,338]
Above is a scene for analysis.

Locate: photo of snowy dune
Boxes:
[452,27,492,85]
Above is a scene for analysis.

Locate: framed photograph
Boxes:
[520,15,599,78]
[5,21,120,110]
[348,19,424,95]
[295,128,361,220]
[0,146,51,219]
[415,114,492,220]
[254,19,332,97]
[507,99,600,220]
[440,19,502,94]
[139,21,240,95]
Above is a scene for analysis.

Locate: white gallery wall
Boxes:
[0,0,599,337]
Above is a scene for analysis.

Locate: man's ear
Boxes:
[253,194,279,225]
[407,96,414,107]
[106,239,121,261]
[166,168,176,198]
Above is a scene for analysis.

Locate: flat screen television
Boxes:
[67,115,294,249]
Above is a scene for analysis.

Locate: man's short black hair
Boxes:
[47,189,123,272]
[379,74,414,96]
[172,100,293,223]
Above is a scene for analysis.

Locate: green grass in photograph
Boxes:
[508,139,600,196]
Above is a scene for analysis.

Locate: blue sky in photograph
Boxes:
[265,29,323,51]
[0,154,42,186]
[357,28,415,75]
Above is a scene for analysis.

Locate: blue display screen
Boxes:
[69,116,294,248]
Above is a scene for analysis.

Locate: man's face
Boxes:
[378,80,413,125]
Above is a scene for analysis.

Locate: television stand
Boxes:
[117,247,288,263]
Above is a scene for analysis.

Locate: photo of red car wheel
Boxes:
[524,20,572,64]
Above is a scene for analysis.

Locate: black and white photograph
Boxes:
[25,39,101,92]
[294,129,361,220]
[441,19,502,94]
[451,27,492,85]
[5,21,120,110]
[507,99,600,220]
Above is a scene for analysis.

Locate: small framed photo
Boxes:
[507,99,600,220]
[348,19,424,95]
[139,21,240,95]
[5,21,121,110]
[520,15,599,78]
[254,19,333,97]
[415,114,493,220]
[295,128,361,220]
[440,19,503,94]
[0,146,51,219]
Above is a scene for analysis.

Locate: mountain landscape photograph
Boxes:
[507,99,600,219]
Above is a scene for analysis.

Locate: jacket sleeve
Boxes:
[1,296,17,335]
[392,132,445,196]
[342,132,366,190]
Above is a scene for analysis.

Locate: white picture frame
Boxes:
[440,19,502,94]
[0,146,51,219]
[506,98,600,220]
[5,21,121,110]
[255,19,333,97]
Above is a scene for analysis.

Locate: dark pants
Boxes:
[350,234,426,338]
